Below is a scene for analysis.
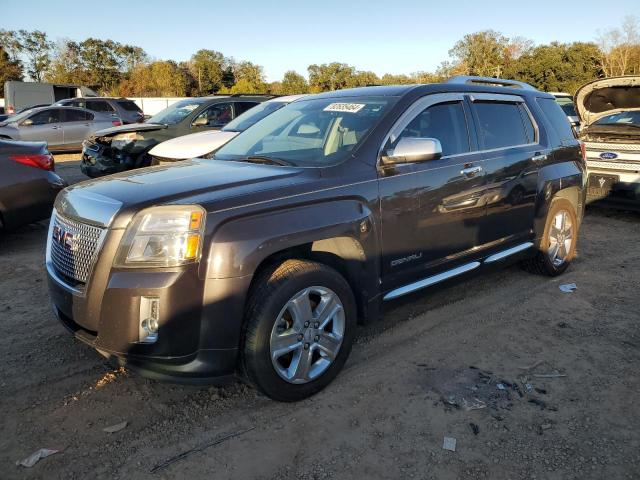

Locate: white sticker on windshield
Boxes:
[323,103,365,113]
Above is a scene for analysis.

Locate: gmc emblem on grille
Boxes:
[52,225,77,251]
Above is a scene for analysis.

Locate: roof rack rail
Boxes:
[229,93,277,98]
[446,76,537,91]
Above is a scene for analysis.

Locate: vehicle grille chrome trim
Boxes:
[484,242,534,264]
[584,142,640,153]
[47,210,107,291]
[383,261,481,301]
[587,160,640,171]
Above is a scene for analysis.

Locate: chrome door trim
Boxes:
[484,242,533,264]
[383,261,481,301]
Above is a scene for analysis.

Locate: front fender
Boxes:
[205,199,377,280]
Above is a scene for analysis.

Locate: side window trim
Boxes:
[378,93,468,163]
[467,95,539,153]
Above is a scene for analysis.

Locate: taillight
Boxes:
[112,120,122,127]
[9,153,54,171]
[580,142,587,163]
[7,105,14,114]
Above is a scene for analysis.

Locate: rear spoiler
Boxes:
[447,76,537,91]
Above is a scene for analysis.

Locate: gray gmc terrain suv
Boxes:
[46,77,586,401]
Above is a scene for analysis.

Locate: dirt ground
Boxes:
[1,156,639,479]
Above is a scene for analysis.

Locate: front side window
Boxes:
[474,101,532,149]
[215,96,394,167]
[393,101,470,157]
[26,109,61,125]
[193,102,233,127]
[146,100,206,125]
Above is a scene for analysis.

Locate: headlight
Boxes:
[112,132,142,149]
[115,205,206,267]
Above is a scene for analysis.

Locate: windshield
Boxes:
[214,96,394,167]
[146,100,205,125]
[222,101,287,132]
[594,111,640,126]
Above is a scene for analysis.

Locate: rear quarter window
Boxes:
[117,100,143,112]
[537,98,575,143]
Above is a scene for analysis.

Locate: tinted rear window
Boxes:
[474,102,532,149]
[87,100,114,112]
[537,98,575,142]
[117,100,142,112]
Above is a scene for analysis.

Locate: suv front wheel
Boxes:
[521,199,578,276]
[242,259,356,401]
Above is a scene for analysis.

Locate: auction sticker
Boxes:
[323,103,365,113]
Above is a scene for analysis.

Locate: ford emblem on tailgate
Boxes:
[600,152,618,160]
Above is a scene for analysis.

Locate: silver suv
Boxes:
[56,97,144,124]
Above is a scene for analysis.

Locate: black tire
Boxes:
[242,259,356,402]
[521,199,578,276]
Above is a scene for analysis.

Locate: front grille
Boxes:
[50,213,105,285]
[585,142,640,153]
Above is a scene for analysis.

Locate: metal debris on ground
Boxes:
[443,436,457,452]
[559,283,577,293]
[16,448,59,468]
[103,421,128,433]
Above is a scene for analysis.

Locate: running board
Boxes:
[484,242,533,264]
[383,262,481,301]
[382,242,534,302]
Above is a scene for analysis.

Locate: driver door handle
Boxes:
[51,126,60,130]
[461,165,483,177]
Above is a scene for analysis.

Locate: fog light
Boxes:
[139,296,159,344]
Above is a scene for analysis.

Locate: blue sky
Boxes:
[4,0,637,81]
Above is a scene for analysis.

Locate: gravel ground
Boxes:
[1,158,639,479]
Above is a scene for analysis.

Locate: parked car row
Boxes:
[45,76,588,401]
[80,94,273,177]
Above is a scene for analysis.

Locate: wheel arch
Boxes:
[205,200,382,323]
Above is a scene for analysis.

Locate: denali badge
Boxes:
[599,152,618,160]
[391,252,423,267]
[52,225,77,251]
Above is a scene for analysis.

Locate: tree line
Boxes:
[1,16,638,98]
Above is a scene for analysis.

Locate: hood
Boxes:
[575,76,640,125]
[91,122,168,138]
[149,130,239,160]
[58,159,308,229]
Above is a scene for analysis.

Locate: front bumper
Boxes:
[81,140,146,177]
[46,258,249,384]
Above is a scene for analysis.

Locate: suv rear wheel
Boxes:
[521,199,577,276]
[242,259,356,402]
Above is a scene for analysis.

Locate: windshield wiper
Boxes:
[242,155,294,166]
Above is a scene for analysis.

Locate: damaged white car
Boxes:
[576,76,640,208]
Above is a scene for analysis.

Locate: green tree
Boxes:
[307,62,356,92]
[277,70,309,94]
[0,46,23,96]
[17,30,53,82]
[220,61,268,93]
[508,42,602,94]
[449,30,511,77]
[346,70,380,88]
[189,49,227,94]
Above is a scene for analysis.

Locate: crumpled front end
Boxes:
[81,133,154,178]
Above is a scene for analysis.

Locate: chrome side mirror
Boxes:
[382,137,443,164]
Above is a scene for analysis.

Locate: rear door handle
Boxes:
[461,165,483,177]
[532,153,548,162]
[51,126,60,130]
